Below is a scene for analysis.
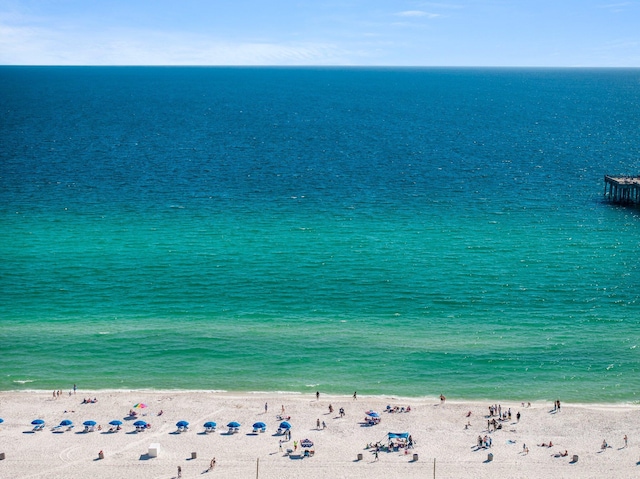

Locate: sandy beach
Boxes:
[0,390,638,478]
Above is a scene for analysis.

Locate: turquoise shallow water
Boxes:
[1,67,639,401]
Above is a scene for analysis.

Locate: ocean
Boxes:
[1,66,639,402]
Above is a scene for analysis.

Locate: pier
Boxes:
[604,175,640,205]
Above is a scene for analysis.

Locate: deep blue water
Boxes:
[1,67,639,401]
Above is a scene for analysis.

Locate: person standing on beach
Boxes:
[264,402,268,413]
[177,465,182,478]
[209,458,216,470]
[316,391,320,400]
[317,418,320,429]
[624,434,628,447]
[353,391,357,400]
[73,384,77,394]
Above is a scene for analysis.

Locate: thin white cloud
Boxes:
[0,18,354,65]
[598,2,636,12]
[394,10,441,18]
[395,10,441,18]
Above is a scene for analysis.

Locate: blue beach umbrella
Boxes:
[133,420,147,427]
[227,421,241,428]
[109,420,122,426]
[252,422,266,429]
[83,420,97,426]
[367,412,380,418]
[0,418,4,423]
[203,421,217,428]
[60,419,73,426]
[279,421,291,429]
[176,421,189,428]
[31,419,45,425]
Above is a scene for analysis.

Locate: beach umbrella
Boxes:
[252,422,266,429]
[279,421,291,429]
[133,420,147,427]
[31,419,45,425]
[60,419,73,426]
[0,418,4,423]
[109,420,122,426]
[300,439,314,448]
[203,421,217,428]
[176,421,189,428]
[134,403,147,408]
[367,411,380,418]
[227,421,241,428]
[83,420,97,426]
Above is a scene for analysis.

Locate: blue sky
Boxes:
[1,1,639,66]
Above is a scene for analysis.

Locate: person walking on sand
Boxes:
[209,458,216,470]
[177,465,182,478]
[279,440,283,452]
[316,418,320,430]
[264,402,268,413]
[623,434,628,447]
[374,450,379,461]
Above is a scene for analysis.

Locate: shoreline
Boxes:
[3,388,640,407]
[0,390,638,478]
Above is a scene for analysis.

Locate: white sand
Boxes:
[0,390,638,478]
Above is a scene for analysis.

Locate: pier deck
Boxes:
[604,175,640,205]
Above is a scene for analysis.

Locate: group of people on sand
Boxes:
[326,404,346,417]
[386,405,411,413]
[477,435,492,449]
[81,398,98,404]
